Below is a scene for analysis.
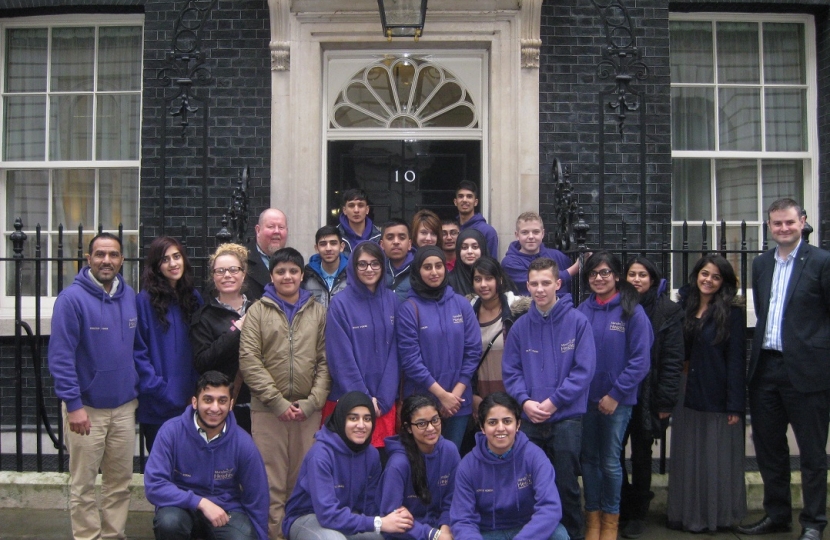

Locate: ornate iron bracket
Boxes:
[158,0,218,137]
[229,166,250,242]
[550,158,589,252]
[591,0,649,134]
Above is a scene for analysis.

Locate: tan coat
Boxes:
[239,295,330,418]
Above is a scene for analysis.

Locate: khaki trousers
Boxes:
[64,399,137,540]
[252,409,321,540]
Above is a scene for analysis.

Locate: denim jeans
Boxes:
[442,414,471,451]
[288,514,382,540]
[581,404,632,514]
[153,506,257,540]
[521,417,583,540]
[480,522,569,540]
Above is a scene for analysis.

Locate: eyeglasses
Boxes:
[442,230,460,237]
[356,260,382,271]
[213,266,243,276]
[588,269,613,279]
[410,416,441,430]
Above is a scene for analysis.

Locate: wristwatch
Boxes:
[374,516,382,534]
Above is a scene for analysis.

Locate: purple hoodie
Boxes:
[338,213,382,255]
[379,436,460,539]
[48,267,139,412]
[502,294,596,422]
[459,214,499,257]
[501,241,573,296]
[396,286,481,416]
[282,426,382,537]
[450,431,562,539]
[326,258,400,413]
[576,294,653,405]
[144,407,269,540]
[263,283,313,324]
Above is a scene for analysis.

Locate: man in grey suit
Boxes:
[737,198,830,540]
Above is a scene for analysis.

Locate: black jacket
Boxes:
[189,296,252,404]
[633,291,684,437]
[243,240,271,300]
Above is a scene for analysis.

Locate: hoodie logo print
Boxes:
[560,339,575,353]
[129,317,137,328]
[609,321,625,333]
[452,314,463,324]
[517,473,533,489]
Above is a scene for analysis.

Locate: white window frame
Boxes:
[669,12,819,324]
[0,14,144,331]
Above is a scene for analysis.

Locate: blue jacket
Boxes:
[385,250,415,301]
[396,287,482,416]
[326,260,399,413]
[134,289,203,424]
[459,214,499,257]
[380,436,460,539]
[144,407,269,540]
[283,427,382,537]
[501,241,573,296]
[576,294,653,405]
[450,431,562,539]
[502,294,596,422]
[338,214,382,255]
[48,267,139,412]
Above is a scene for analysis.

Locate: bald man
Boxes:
[245,209,288,299]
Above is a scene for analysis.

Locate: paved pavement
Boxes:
[0,509,813,540]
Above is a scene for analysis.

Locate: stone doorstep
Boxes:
[0,471,814,511]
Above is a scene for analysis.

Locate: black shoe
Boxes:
[798,528,822,540]
[736,515,793,535]
[621,519,644,538]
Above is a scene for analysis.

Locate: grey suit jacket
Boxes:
[749,242,830,392]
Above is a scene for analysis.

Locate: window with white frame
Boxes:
[669,14,817,289]
[1,16,142,302]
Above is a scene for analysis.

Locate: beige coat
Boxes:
[239,295,330,418]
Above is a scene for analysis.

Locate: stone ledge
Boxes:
[0,472,152,511]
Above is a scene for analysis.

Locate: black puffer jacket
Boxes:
[633,282,684,437]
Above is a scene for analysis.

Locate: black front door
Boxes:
[327,140,481,226]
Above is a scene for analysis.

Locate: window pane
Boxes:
[99,169,139,229]
[761,160,804,211]
[717,22,760,83]
[50,95,93,160]
[719,88,761,151]
[671,87,715,150]
[52,232,94,292]
[670,21,714,83]
[764,23,805,84]
[7,170,49,229]
[98,26,142,91]
[714,224,758,288]
[672,158,711,221]
[96,94,140,160]
[6,237,46,296]
[53,169,94,229]
[3,95,46,160]
[765,89,806,152]
[716,159,757,221]
[5,28,48,92]
[51,27,94,92]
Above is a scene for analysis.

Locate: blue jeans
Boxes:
[521,417,583,540]
[442,414,470,451]
[480,522,569,540]
[153,506,257,540]
[581,404,632,514]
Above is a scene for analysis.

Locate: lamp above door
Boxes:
[377,0,427,41]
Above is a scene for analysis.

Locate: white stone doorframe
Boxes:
[267,0,542,259]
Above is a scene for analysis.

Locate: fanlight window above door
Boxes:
[331,56,478,129]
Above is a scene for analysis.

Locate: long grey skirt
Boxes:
[666,378,747,532]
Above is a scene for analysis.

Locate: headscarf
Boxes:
[449,229,490,296]
[409,246,448,301]
[325,391,376,453]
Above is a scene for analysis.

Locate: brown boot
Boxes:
[600,512,620,540]
[585,510,601,540]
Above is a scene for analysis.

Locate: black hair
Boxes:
[141,236,199,331]
[342,188,369,205]
[88,232,122,255]
[441,218,460,227]
[455,180,479,198]
[583,250,640,319]
[684,254,738,344]
[471,256,509,296]
[194,370,233,397]
[315,225,342,244]
[478,391,521,429]
[381,218,411,237]
[269,247,304,272]
[624,255,661,287]
[399,394,441,505]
